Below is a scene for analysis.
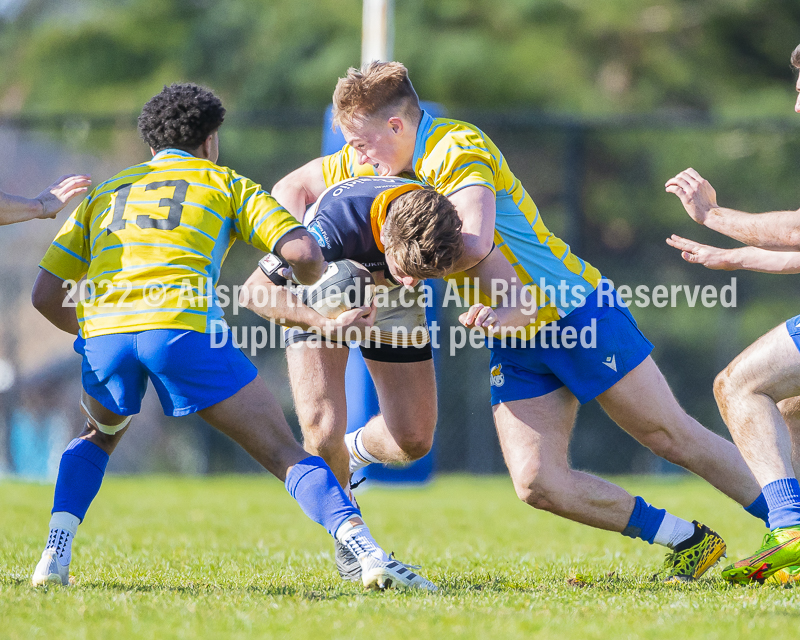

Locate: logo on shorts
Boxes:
[490,364,505,387]
[602,355,617,372]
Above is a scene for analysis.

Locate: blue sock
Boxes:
[763,478,800,529]
[621,496,666,544]
[285,456,361,537]
[52,438,109,522]
[744,492,770,527]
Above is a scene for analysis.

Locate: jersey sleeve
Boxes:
[321,146,378,187]
[305,208,361,262]
[39,199,91,282]
[420,133,497,197]
[231,172,303,253]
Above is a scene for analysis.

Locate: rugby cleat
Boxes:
[31,549,70,587]
[338,521,436,591]
[722,526,800,584]
[334,479,365,582]
[661,521,727,582]
[335,539,362,582]
[359,554,438,592]
[766,565,800,587]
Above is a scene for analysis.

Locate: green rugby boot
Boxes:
[661,521,726,582]
[722,526,800,584]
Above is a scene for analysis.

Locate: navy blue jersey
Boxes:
[302,176,423,272]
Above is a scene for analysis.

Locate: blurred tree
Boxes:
[3,0,800,116]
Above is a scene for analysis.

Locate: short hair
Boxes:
[383,188,464,279]
[138,83,225,152]
[332,61,422,129]
[792,45,800,70]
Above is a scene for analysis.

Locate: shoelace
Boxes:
[389,552,421,571]
[758,532,777,552]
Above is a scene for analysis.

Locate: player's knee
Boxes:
[396,431,433,461]
[642,429,691,467]
[515,481,558,512]
[511,464,559,512]
[79,421,126,454]
[301,419,345,457]
[713,368,735,406]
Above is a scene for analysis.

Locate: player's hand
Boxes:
[459,303,498,330]
[324,303,377,337]
[665,168,717,225]
[36,174,91,219]
[666,234,734,270]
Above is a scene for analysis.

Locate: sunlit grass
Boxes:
[2,474,798,639]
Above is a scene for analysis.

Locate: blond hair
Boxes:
[383,189,464,279]
[792,44,800,69]
[332,61,422,129]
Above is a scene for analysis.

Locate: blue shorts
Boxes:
[488,283,654,405]
[786,315,800,351]
[74,329,258,417]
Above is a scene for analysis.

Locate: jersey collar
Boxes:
[153,148,195,159]
[411,110,435,176]
[370,182,425,252]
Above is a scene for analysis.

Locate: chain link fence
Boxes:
[3,109,800,476]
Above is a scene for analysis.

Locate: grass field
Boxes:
[2,474,799,639]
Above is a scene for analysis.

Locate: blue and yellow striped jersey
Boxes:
[40,149,302,338]
[322,111,603,334]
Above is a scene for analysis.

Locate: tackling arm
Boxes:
[446,186,497,272]
[271,158,327,219]
[459,247,537,336]
[31,269,80,335]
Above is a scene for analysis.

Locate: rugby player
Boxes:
[269,61,772,581]
[0,174,91,224]
[28,83,435,591]
[240,175,523,580]
[664,43,800,586]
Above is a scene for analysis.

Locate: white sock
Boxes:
[46,512,80,567]
[653,512,695,549]
[335,518,389,562]
[345,428,381,475]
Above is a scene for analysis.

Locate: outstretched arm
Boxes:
[667,234,800,274]
[0,175,91,225]
[271,158,327,219]
[665,168,800,250]
[0,175,92,225]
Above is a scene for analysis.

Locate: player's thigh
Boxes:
[492,386,577,484]
[364,356,437,437]
[595,356,690,441]
[197,376,305,477]
[285,339,350,435]
[719,322,800,402]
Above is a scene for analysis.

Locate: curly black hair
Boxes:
[138,83,226,152]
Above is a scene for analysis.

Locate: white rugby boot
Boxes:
[31,512,78,587]
[336,518,437,591]
[31,549,70,586]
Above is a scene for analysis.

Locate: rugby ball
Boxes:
[299,260,374,319]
